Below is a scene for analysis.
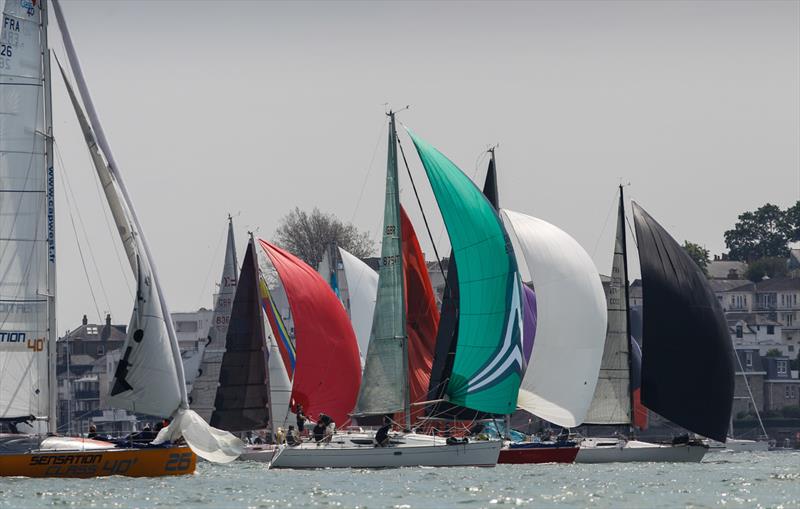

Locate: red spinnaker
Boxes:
[258,240,361,426]
[397,208,439,424]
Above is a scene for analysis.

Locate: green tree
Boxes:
[724,203,790,262]
[786,201,800,242]
[683,241,710,275]
[745,257,788,282]
[274,207,375,268]
[765,348,783,357]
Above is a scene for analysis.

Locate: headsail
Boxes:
[259,240,361,426]
[190,218,239,421]
[408,130,523,415]
[338,247,378,366]
[502,209,606,427]
[632,202,733,442]
[585,192,632,425]
[211,239,271,432]
[0,0,51,425]
[397,207,438,424]
[354,113,407,417]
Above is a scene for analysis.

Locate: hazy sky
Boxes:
[47,0,799,330]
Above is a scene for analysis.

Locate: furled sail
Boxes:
[408,130,523,415]
[354,114,407,416]
[190,218,238,421]
[632,202,733,442]
[259,240,361,426]
[0,0,50,423]
[338,247,378,366]
[585,195,632,425]
[397,207,438,424]
[502,209,606,427]
[54,0,242,462]
[211,240,271,432]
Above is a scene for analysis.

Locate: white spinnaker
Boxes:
[54,0,242,462]
[0,0,49,421]
[338,247,378,366]
[189,219,238,421]
[257,248,294,431]
[501,209,606,428]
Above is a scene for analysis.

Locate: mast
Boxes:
[41,0,57,435]
[250,232,275,442]
[392,112,411,430]
[618,185,636,429]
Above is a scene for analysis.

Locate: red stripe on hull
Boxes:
[498,445,578,464]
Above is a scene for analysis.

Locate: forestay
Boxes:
[0,0,50,422]
[408,130,523,415]
[338,247,378,367]
[502,209,606,428]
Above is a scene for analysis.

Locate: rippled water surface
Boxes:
[1,450,798,508]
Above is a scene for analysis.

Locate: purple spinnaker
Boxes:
[522,285,537,367]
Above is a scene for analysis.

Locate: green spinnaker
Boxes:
[407,129,523,415]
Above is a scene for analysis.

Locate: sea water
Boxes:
[0,450,797,508]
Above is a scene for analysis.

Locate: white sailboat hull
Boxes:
[268,432,501,469]
[706,438,770,453]
[576,438,707,463]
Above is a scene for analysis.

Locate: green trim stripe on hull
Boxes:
[406,129,523,415]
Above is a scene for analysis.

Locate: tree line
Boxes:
[684,201,800,281]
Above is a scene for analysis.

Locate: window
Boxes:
[786,386,791,398]
[777,361,787,375]
[96,345,104,355]
[767,325,775,335]
[86,326,98,335]
[745,352,753,368]
[787,314,795,327]
[790,345,795,352]
[736,325,743,339]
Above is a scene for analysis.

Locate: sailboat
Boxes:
[0,0,242,477]
[576,186,734,463]
[268,113,522,469]
[188,217,239,421]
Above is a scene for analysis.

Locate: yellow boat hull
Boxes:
[0,446,196,478]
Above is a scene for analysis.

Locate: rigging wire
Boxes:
[53,141,113,314]
[349,119,388,223]
[56,157,102,322]
[193,219,228,310]
[396,133,445,279]
[590,188,620,260]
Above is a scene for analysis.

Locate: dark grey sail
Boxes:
[210,240,271,432]
[632,202,734,443]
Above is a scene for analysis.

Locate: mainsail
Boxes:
[354,112,407,417]
[54,0,242,462]
[408,130,523,415]
[502,209,606,428]
[190,218,239,421]
[259,240,361,426]
[0,0,52,426]
[211,240,271,432]
[584,192,632,425]
[633,202,734,443]
[338,247,378,366]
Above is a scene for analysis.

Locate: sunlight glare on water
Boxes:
[0,451,798,508]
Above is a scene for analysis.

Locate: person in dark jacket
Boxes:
[296,404,307,435]
[375,416,392,447]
